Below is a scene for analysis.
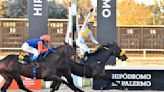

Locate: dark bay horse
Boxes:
[51,42,128,91]
[0,43,84,92]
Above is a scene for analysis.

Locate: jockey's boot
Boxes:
[83,52,89,61]
[32,56,37,61]
[31,56,39,68]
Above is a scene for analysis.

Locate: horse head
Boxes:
[60,42,77,61]
[97,42,127,61]
[111,42,127,61]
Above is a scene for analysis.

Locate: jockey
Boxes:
[76,8,99,61]
[21,34,51,61]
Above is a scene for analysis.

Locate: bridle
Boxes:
[63,45,76,61]
[101,45,126,57]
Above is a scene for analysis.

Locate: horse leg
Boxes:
[94,74,125,90]
[105,76,125,90]
[64,73,84,92]
[14,75,33,92]
[50,80,61,92]
[47,74,80,92]
[1,78,12,92]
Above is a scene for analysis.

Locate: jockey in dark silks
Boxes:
[21,34,51,79]
[21,34,51,61]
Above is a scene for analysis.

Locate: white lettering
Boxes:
[33,0,42,16]
[113,81,151,87]
[102,0,111,8]
[102,0,112,18]
[102,9,111,18]
[112,73,151,80]
[111,73,152,87]
[33,8,42,16]
[34,0,42,3]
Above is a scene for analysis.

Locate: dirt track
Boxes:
[7,84,164,92]
[8,88,164,92]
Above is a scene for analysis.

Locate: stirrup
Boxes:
[83,56,88,61]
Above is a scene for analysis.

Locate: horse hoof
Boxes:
[121,86,128,90]
[77,91,84,92]
[100,87,104,91]
[124,87,128,91]
[100,86,107,90]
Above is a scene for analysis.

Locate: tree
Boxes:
[4,0,27,18]
[77,0,91,17]
[48,1,68,19]
[3,0,68,18]
[152,0,164,25]
[117,0,154,25]
[77,0,93,24]
[0,1,6,18]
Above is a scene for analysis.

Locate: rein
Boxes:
[43,49,56,58]
[103,47,109,50]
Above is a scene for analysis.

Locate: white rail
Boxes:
[123,49,164,58]
[0,48,22,50]
[0,48,163,58]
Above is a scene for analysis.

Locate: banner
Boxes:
[27,0,48,39]
[97,0,116,65]
[93,68,164,90]
[0,76,42,90]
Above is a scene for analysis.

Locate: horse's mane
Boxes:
[55,44,68,50]
[48,44,71,55]
[2,54,18,61]
[87,43,113,56]
[49,45,65,53]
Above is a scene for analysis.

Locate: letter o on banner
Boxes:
[102,9,111,18]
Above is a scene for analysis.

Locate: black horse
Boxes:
[51,42,128,91]
[0,43,84,92]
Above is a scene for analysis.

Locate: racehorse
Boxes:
[0,43,84,92]
[50,42,128,91]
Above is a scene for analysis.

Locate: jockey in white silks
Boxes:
[76,8,99,61]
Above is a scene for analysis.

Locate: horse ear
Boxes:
[61,41,68,45]
[107,43,110,46]
[64,41,68,45]
[64,42,69,45]
[107,42,113,46]
[112,41,117,46]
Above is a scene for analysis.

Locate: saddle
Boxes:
[76,54,90,65]
[18,51,50,67]
[18,48,56,64]
[19,54,38,67]
[18,48,56,66]
[19,54,39,62]
[76,48,98,64]
[18,54,32,64]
